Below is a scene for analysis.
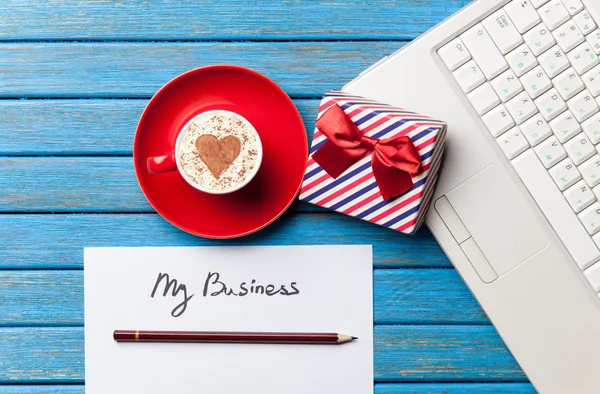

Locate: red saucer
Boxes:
[133,65,308,238]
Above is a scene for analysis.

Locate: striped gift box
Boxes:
[299,91,447,235]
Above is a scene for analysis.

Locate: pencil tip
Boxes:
[337,334,356,343]
[351,336,358,340]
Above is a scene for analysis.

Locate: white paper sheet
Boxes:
[84,245,373,394]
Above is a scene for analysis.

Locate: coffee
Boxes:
[177,111,262,193]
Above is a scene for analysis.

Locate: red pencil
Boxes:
[113,330,357,345]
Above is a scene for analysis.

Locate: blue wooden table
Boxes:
[0,1,536,392]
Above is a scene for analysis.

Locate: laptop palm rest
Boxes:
[441,165,547,281]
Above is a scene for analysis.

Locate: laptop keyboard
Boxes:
[438,0,600,292]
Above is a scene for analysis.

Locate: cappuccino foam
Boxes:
[178,112,261,192]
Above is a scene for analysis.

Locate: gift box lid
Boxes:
[299,91,447,235]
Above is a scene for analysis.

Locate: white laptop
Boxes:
[344,1,600,392]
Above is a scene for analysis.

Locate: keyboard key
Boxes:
[497,127,530,159]
[565,179,596,212]
[439,38,472,70]
[584,260,600,290]
[522,66,553,98]
[539,45,570,77]
[568,89,600,121]
[512,150,600,269]
[531,0,550,8]
[521,113,553,145]
[535,135,568,167]
[568,42,600,74]
[461,24,509,79]
[565,133,595,164]
[468,83,501,115]
[579,203,600,235]
[574,10,597,35]
[582,65,600,97]
[588,30,600,54]
[550,110,582,142]
[524,22,557,55]
[561,0,584,15]
[505,0,542,33]
[536,88,568,120]
[507,43,539,76]
[453,60,486,93]
[552,68,585,100]
[550,158,582,189]
[579,155,600,186]
[492,69,524,102]
[539,0,570,30]
[506,91,539,123]
[553,68,585,100]
[482,104,515,137]
[583,112,600,143]
[483,9,524,54]
[553,20,585,52]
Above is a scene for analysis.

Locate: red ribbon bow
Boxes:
[312,104,421,200]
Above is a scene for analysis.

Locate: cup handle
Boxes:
[147,153,177,174]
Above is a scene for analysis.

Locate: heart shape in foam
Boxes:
[195,134,242,179]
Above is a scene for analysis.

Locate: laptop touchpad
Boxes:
[446,165,547,277]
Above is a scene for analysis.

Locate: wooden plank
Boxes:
[0,272,82,327]
[0,383,537,393]
[374,269,485,324]
[375,325,524,382]
[0,0,470,40]
[0,328,84,383]
[0,99,318,155]
[0,157,150,212]
[375,383,535,393]
[0,270,485,326]
[0,100,145,155]
[0,42,401,98]
[0,214,449,269]
[0,326,524,383]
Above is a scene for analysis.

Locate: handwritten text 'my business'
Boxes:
[150,272,300,317]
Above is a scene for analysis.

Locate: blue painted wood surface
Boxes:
[0,215,449,269]
[0,0,533,392]
[0,0,470,40]
[0,42,402,98]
